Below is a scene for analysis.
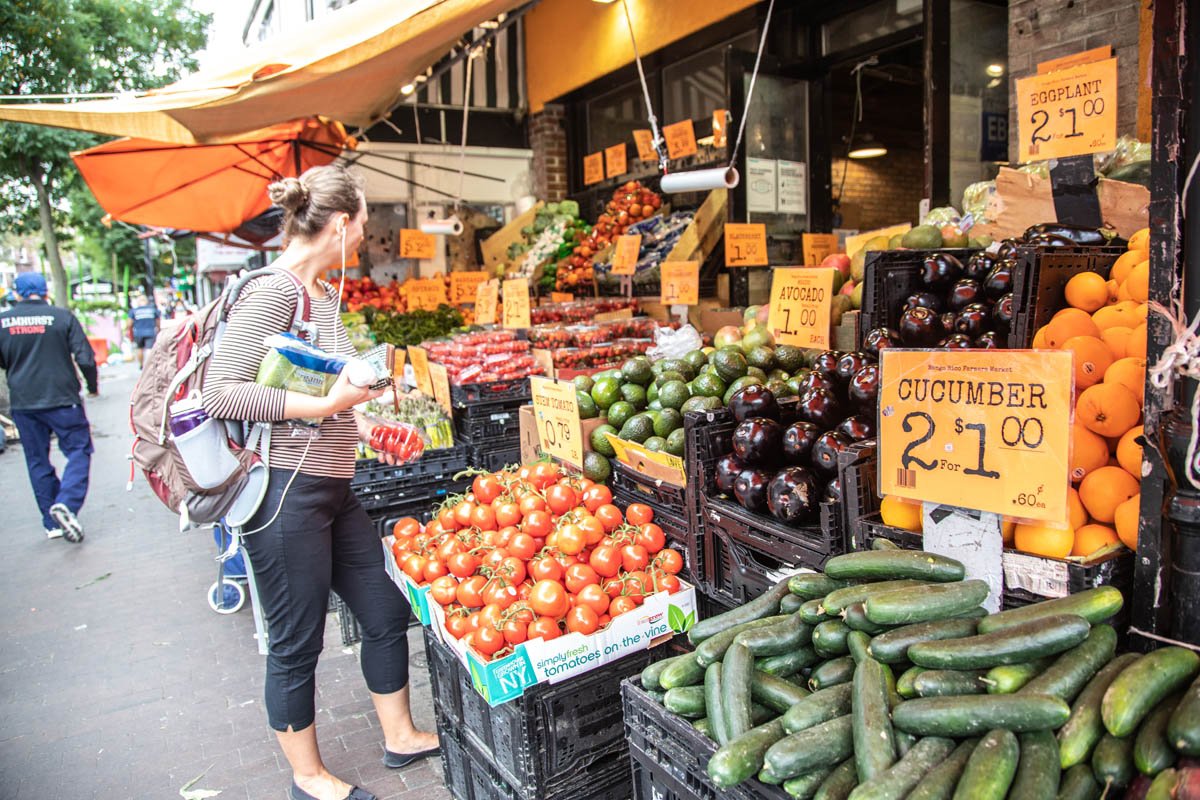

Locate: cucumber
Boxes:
[757,646,821,677]
[781,593,805,614]
[690,578,792,643]
[984,659,1052,694]
[781,682,853,734]
[696,614,791,666]
[1134,692,1181,775]
[863,580,988,626]
[814,758,859,800]
[707,718,787,789]
[871,537,902,551]
[1091,732,1135,789]
[1056,763,1102,800]
[1008,730,1061,800]
[663,686,706,717]
[802,598,836,625]
[843,603,892,635]
[894,730,916,757]
[1168,672,1200,755]
[846,736,955,800]
[1020,624,1117,702]
[753,670,811,713]
[905,738,976,800]
[783,767,835,800]
[810,656,856,691]
[646,688,666,704]
[736,613,812,657]
[723,642,755,739]
[790,573,855,599]
[1145,769,1178,800]
[641,654,687,691]
[977,586,1125,634]
[1102,646,1200,737]
[764,714,854,780]
[853,656,898,782]
[822,579,927,616]
[891,694,1070,736]
[951,729,1018,800]
[824,551,965,583]
[897,666,924,699]
[705,662,730,746]
[868,613,985,664]
[908,614,1091,670]
[911,669,986,698]
[760,764,786,785]
[847,630,871,664]
[1058,652,1140,768]
[660,651,706,688]
[692,717,713,738]
[814,619,852,658]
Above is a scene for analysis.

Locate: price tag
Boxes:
[407,346,433,397]
[530,376,582,467]
[550,292,573,303]
[406,278,447,311]
[399,229,437,260]
[878,350,1073,525]
[712,109,728,148]
[802,233,840,266]
[660,261,699,306]
[502,277,532,329]
[663,119,698,160]
[1016,56,1117,163]
[449,271,488,305]
[633,129,657,162]
[605,143,627,178]
[767,267,836,349]
[611,234,642,276]
[429,362,452,415]
[475,279,499,325]
[583,152,605,185]
[392,347,407,379]
[724,223,768,267]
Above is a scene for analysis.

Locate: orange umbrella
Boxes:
[72,117,352,233]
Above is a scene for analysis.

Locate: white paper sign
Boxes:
[921,503,1004,612]
[747,157,777,213]
[777,159,808,215]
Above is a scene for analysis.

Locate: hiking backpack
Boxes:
[128,268,315,527]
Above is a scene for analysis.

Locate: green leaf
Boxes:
[668,604,686,633]
[684,611,696,631]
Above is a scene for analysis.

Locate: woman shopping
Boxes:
[203,164,438,800]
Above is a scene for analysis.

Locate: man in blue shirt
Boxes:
[128,293,160,367]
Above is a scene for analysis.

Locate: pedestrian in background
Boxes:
[128,292,160,367]
[0,273,97,542]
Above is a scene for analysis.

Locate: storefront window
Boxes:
[949,0,1008,214]
[587,82,652,154]
[822,0,923,55]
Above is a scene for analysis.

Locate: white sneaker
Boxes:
[45,528,64,540]
[49,503,83,543]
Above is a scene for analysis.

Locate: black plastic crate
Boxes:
[452,379,532,408]
[858,248,981,337]
[611,484,701,586]
[455,400,525,444]
[470,443,524,472]
[1007,243,1124,348]
[370,478,472,532]
[609,458,687,508]
[351,445,470,512]
[623,678,790,800]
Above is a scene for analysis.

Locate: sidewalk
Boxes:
[0,361,449,800]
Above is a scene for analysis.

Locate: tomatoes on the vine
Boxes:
[621,543,650,572]
[545,484,578,516]
[563,563,599,594]
[528,616,561,641]
[472,474,503,505]
[566,606,600,635]
[589,545,621,578]
[625,503,654,526]
[634,523,666,554]
[581,485,613,513]
[455,575,487,608]
[655,548,684,575]
[529,579,569,618]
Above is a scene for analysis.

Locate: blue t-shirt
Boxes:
[131,304,160,338]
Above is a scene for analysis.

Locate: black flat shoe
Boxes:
[289,782,377,800]
[382,746,441,769]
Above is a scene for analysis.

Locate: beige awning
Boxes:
[0,0,523,144]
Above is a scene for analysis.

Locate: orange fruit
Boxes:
[1062,335,1114,389]
[1105,357,1146,406]
[1110,249,1144,284]
[1076,382,1141,437]
[1114,493,1140,550]
[1014,522,1075,559]
[1072,523,1120,557]
[1127,322,1147,358]
[1117,425,1144,478]
[1064,272,1110,313]
[1093,302,1141,331]
[1127,227,1150,252]
[1100,326,1133,359]
[1070,423,1109,483]
[1067,487,1088,530]
[1134,302,1148,321]
[880,495,922,533]
[1117,281,1134,302]
[1044,309,1102,347]
[1104,279,1121,305]
[1126,260,1150,303]
[1079,465,1141,523]
[1032,326,1048,349]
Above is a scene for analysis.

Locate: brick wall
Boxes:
[833,149,925,231]
[1008,0,1141,162]
[528,104,568,201]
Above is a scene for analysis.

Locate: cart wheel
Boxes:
[209,579,246,614]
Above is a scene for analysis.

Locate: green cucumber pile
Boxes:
[641,546,1200,799]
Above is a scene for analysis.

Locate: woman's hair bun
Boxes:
[268,177,309,212]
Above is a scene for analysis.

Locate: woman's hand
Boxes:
[325,369,385,415]
[355,411,403,465]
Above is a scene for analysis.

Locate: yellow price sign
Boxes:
[660,261,699,306]
[449,271,488,305]
[878,349,1073,525]
[1016,56,1118,163]
[802,233,840,266]
[502,277,532,329]
[725,223,768,267]
[392,347,407,379]
[406,278,447,311]
[399,229,437,260]
[611,234,642,276]
[429,362,452,415]
[475,279,499,325]
[583,152,605,185]
[767,267,836,349]
[605,143,627,178]
[550,292,573,303]
[530,376,582,467]
[663,119,698,160]
[632,129,656,162]
[407,346,433,397]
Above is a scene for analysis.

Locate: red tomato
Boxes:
[482,548,508,570]
[445,613,470,639]
[594,504,623,532]
[472,625,505,656]
[496,526,518,548]
[453,501,476,529]
[528,555,563,583]
[392,517,421,538]
[610,595,637,617]
[472,474,503,505]
[497,556,527,585]
[622,544,650,572]
[402,555,426,583]
[495,502,522,528]
[578,516,605,546]
[589,545,621,578]
[532,463,561,488]
[581,485,613,513]
[529,579,569,618]
[438,507,459,532]
[436,535,465,561]
[655,548,684,575]
[519,494,548,516]
[447,551,479,579]
[635,523,666,554]
[545,484,579,516]
[455,575,487,608]
[626,503,654,526]
[482,581,519,609]
[507,532,538,561]
[564,563,600,594]
[556,524,586,556]
[657,573,682,594]
[523,510,552,537]
[422,558,449,582]
[502,617,528,645]
[576,583,610,615]
[528,616,562,642]
[470,504,497,531]
[566,606,600,635]
[429,575,459,606]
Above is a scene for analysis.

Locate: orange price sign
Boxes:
[391,347,407,379]
[633,130,656,162]
[660,261,699,306]
[502,277,532,329]
[767,267,836,349]
[611,234,642,276]
[1016,56,1117,163]
[724,223,768,267]
[399,229,437,260]
[475,279,499,325]
[407,346,433,397]
[712,109,728,148]
[605,143,627,178]
[802,233,840,266]
[1038,45,1112,73]
[429,362,452,415]
[877,349,1073,525]
[583,152,605,185]
[449,271,488,305]
[406,278,447,311]
[550,292,573,303]
[663,119,698,160]
[530,376,583,468]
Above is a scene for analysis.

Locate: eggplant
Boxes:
[823,478,843,504]
[835,352,873,383]
[848,364,881,410]
[837,415,876,441]
[811,431,853,474]
[899,306,944,347]
[1022,223,1114,246]
[766,467,821,524]
[782,421,822,466]
[734,468,772,512]
[731,417,783,467]
[714,453,745,494]
[729,385,780,424]
[811,351,842,381]
[921,253,964,289]
[861,328,900,359]
[797,388,844,430]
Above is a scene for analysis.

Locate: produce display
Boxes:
[529,297,638,325]
[387,463,688,663]
[364,418,427,462]
[503,200,589,294]
[352,305,466,347]
[360,394,455,453]
[558,181,663,290]
[595,211,695,293]
[421,329,543,385]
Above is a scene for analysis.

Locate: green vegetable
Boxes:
[662,686,706,717]
[783,767,835,799]
[813,619,852,658]
[765,715,855,780]
[756,647,820,677]
[1167,672,1200,755]
[984,659,1052,694]
[705,662,729,746]
[695,614,790,666]
[1059,653,1140,768]
[1008,730,1061,800]
[1019,624,1117,702]
[1056,763,1102,800]
[907,614,1091,670]
[905,738,976,800]
[814,758,859,800]
[824,550,965,583]
[846,736,956,800]
[952,728,1018,800]
[1102,646,1200,737]
[863,580,988,625]
[821,580,928,616]
[1091,733,1135,789]
[782,683,853,734]
[690,579,792,643]
[868,613,985,664]
[891,694,1070,736]
[735,613,812,657]
[789,573,855,599]
[1134,692,1181,775]
[976,586,1124,634]
[641,654,687,691]
[707,719,788,789]
[853,656,898,782]
[752,670,811,712]
[810,656,856,691]
[660,652,705,689]
[911,669,986,698]
[723,642,755,740]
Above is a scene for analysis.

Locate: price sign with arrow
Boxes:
[878,350,1073,525]
[530,376,582,467]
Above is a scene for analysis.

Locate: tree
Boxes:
[0,1,209,306]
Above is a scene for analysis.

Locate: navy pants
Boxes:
[12,404,93,530]
[242,469,411,732]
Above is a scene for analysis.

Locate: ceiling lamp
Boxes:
[848,133,887,159]
[986,63,1005,78]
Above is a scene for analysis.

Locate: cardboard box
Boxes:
[480,202,543,270]
[834,310,860,352]
[607,433,686,488]
[382,536,435,625]
[695,306,745,337]
[973,167,1149,241]
[519,403,607,463]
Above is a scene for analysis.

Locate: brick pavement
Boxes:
[0,362,451,800]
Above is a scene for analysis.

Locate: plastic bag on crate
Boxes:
[648,324,703,361]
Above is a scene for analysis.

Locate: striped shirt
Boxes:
[202,272,358,479]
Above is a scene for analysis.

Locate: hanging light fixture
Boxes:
[848,133,888,159]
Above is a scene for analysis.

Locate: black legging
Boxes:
[241,468,411,732]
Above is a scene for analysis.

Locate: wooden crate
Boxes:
[972,167,1149,241]
[480,202,544,271]
[665,188,727,263]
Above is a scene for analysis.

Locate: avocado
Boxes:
[621,357,654,386]
[712,350,749,384]
[619,413,655,444]
[590,424,618,457]
[654,408,684,437]
[681,395,724,414]
[723,375,764,405]
[658,380,691,411]
[901,224,944,249]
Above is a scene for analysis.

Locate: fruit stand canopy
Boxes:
[0,0,524,144]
